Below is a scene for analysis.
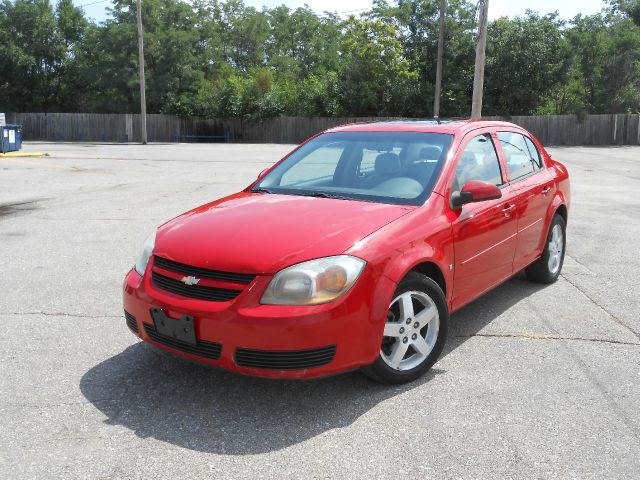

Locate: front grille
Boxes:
[143,323,222,360]
[154,256,256,284]
[152,271,241,302]
[124,310,138,334]
[235,346,337,370]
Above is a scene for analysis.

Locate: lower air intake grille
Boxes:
[143,323,222,360]
[124,310,138,334]
[235,346,336,370]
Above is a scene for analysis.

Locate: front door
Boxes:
[450,132,518,310]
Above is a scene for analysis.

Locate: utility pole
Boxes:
[433,0,446,118]
[471,0,489,119]
[136,0,148,144]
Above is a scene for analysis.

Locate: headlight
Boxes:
[134,230,156,276]
[261,255,366,305]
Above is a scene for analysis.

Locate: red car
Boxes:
[123,120,570,383]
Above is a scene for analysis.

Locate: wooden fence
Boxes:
[6,112,640,146]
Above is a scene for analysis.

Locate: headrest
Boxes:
[418,146,441,161]
[460,152,477,165]
[375,152,401,175]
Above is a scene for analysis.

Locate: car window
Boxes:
[523,135,543,170]
[358,146,402,174]
[453,133,503,189]
[255,131,454,206]
[280,142,345,186]
[497,131,540,181]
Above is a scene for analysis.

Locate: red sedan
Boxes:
[123,120,570,383]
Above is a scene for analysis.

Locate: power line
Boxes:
[325,7,369,15]
[317,7,369,20]
[73,0,369,18]
[75,0,111,8]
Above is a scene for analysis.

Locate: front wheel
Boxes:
[525,214,566,283]
[362,272,448,384]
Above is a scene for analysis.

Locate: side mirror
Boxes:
[451,180,501,209]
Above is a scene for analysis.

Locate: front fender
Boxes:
[347,197,455,308]
[382,247,452,296]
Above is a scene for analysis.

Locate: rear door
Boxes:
[496,131,555,272]
[449,131,519,310]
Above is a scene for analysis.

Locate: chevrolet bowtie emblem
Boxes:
[181,276,200,286]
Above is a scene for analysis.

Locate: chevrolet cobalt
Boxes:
[123,120,570,383]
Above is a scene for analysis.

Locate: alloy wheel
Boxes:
[381,291,440,371]
[547,224,564,274]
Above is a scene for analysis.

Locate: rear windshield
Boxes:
[252,131,453,205]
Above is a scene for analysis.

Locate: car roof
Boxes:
[324,119,523,136]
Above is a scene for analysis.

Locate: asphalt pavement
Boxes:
[1,142,638,479]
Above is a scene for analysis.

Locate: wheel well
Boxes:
[555,204,568,224]
[410,262,446,295]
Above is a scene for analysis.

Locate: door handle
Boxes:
[501,203,516,217]
[541,186,551,196]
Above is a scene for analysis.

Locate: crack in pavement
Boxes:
[452,332,640,346]
[512,288,640,440]
[560,273,640,341]
[565,253,597,275]
[2,312,121,319]
[5,399,116,409]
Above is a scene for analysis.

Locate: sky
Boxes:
[78,0,607,24]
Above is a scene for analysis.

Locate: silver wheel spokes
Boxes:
[381,291,439,371]
[547,224,564,274]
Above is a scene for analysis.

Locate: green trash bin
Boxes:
[1,125,22,153]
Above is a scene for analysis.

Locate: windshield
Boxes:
[253,131,453,206]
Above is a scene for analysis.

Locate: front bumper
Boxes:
[122,264,394,379]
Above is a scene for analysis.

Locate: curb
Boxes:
[0,152,50,158]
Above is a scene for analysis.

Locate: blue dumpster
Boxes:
[1,125,22,153]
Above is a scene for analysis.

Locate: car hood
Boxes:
[154,192,414,274]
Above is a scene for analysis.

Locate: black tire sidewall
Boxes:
[364,272,449,384]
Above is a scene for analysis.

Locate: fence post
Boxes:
[125,114,133,143]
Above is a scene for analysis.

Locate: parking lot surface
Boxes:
[1,142,639,479]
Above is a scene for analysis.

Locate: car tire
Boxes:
[362,272,448,384]
[525,214,566,284]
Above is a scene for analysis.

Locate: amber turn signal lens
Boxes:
[317,265,348,293]
[261,255,366,305]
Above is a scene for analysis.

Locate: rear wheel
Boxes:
[525,214,566,283]
[363,272,448,384]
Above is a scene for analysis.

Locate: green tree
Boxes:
[609,0,640,26]
[1,0,639,118]
[369,0,477,117]
[339,18,418,116]
[483,12,569,116]
[0,0,63,111]
[76,0,205,114]
[562,13,640,114]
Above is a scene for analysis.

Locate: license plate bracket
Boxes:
[149,308,197,345]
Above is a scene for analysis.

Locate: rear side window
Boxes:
[523,136,543,169]
[497,131,541,182]
[453,133,504,189]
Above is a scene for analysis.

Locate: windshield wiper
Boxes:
[295,191,351,200]
[251,187,274,194]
